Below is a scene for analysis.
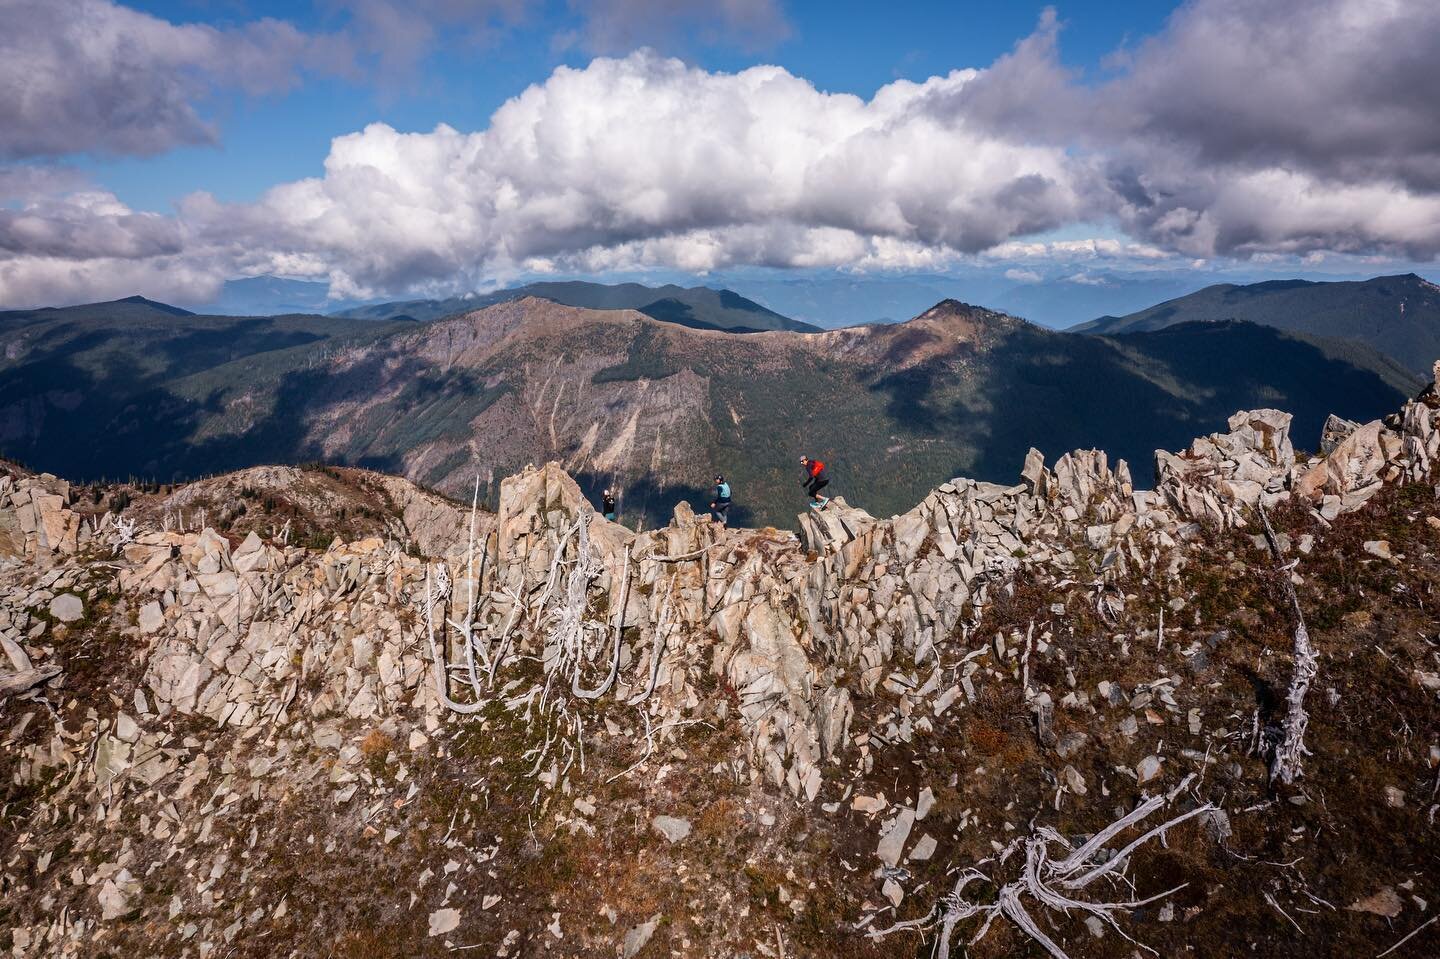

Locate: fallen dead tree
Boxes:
[866,776,1215,959]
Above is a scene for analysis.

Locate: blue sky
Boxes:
[2,0,1438,314]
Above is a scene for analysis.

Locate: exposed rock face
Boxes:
[1155,408,1294,519]
[2,368,1439,956]
[0,471,85,564]
[1320,413,1360,455]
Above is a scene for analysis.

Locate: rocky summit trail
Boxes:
[3,366,1440,958]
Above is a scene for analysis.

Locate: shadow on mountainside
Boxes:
[572,471,742,531]
[862,321,1411,504]
[0,314,357,481]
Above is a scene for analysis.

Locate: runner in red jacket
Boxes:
[799,456,830,508]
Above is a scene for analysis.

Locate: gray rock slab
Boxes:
[651,815,691,844]
[49,593,83,623]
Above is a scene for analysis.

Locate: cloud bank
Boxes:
[0,0,344,159]
[2,0,1439,307]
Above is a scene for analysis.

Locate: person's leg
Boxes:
[813,477,829,504]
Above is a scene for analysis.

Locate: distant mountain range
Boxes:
[1074,273,1440,376]
[198,271,1216,329]
[333,280,819,333]
[0,293,1414,527]
[719,271,1207,329]
[191,270,1440,339]
[190,277,818,333]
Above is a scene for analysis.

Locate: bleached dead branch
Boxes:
[1257,502,1317,785]
[444,479,490,699]
[429,562,452,606]
[1377,914,1439,958]
[485,590,523,687]
[108,516,137,555]
[642,544,719,563]
[422,565,485,715]
[420,483,507,712]
[867,775,1214,959]
[418,499,688,793]
[628,573,676,706]
[569,538,626,700]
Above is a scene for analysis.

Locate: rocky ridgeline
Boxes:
[1,366,1438,956]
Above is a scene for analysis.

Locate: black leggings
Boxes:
[711,500,731,522]
[805,476,829,498]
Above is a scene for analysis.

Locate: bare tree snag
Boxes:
[1257,502,1317,785]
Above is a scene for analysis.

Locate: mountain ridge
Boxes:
[1072,272,1440,376]
[333,279,820,333]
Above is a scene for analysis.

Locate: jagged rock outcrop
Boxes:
[409,364,1440,798]
[157,465,475,562]
[3,365,1440,956]
[0,471,88,564]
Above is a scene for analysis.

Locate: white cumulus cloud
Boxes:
[186,52,1090,298]
[950,0,1440,260]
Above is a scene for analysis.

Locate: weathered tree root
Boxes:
[867,775,1214,959]
[572,541,629,700]
[423,565,485,714]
